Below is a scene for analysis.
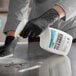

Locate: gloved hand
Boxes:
[0,36,17,57]
[20,8,60,38]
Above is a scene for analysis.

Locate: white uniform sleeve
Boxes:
[4,0,29,33]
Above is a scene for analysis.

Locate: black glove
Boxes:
[20,8,59,38]
[0,36,17,55]
[73,39,76,43]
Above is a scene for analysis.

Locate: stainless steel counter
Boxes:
[0,42,75,76]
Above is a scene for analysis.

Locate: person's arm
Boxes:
[0,0,30,57]
[20,0,76,38]
[53,5,65,19]
[3,0,29,35]
[55,0,76,21]
[20,6,61,38]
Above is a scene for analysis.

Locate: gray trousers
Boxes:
[3,0,76,38]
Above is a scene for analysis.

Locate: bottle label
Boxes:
[49,29,56,48]
[49,28,72,52]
